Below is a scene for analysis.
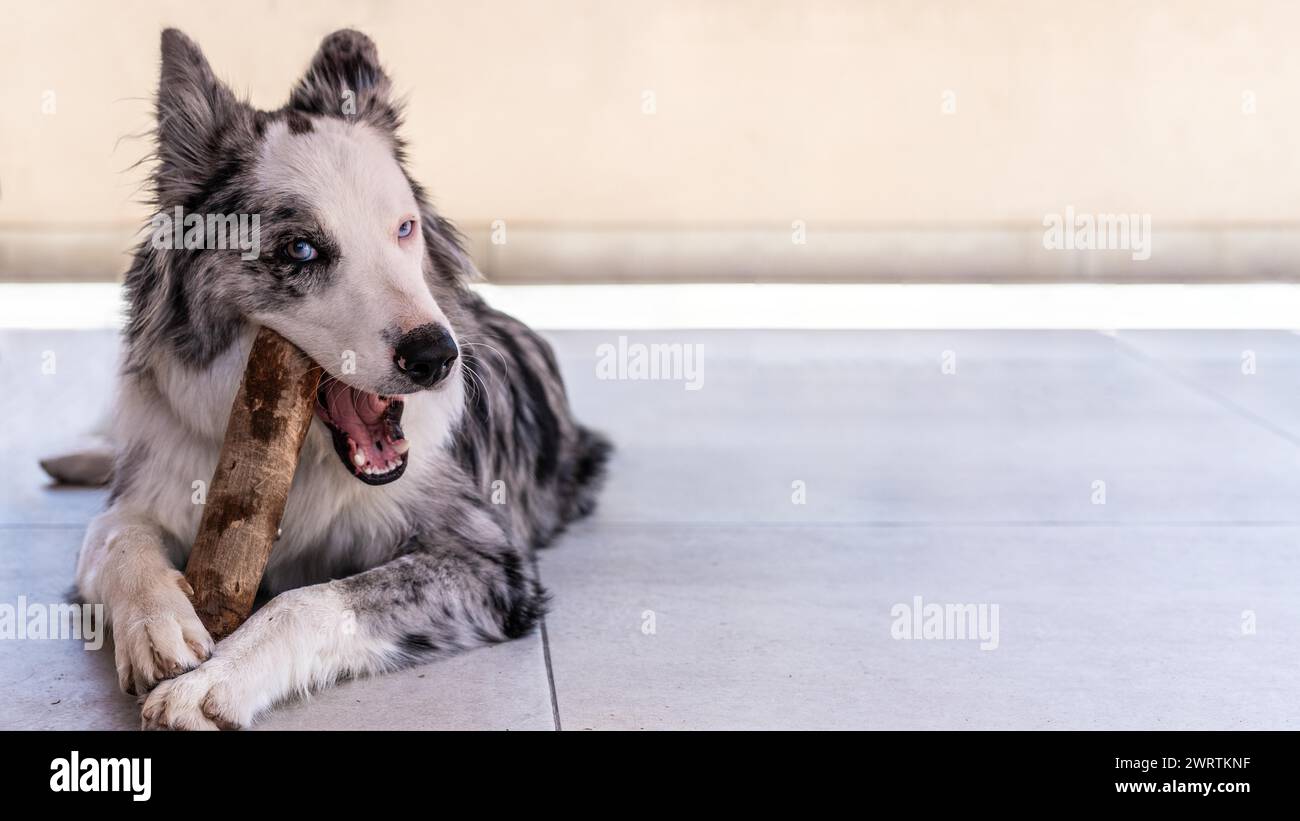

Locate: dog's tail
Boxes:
[562,425,612,522]
[39,433,115,487]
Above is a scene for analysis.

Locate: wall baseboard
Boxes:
[4,224,1299,283]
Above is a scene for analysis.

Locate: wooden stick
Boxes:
[184,326,322,640]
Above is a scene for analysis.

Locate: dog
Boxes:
[54,28,609,729]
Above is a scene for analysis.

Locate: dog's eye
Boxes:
[285,239,318,262]
[397,219,415,239]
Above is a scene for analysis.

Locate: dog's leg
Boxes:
[78,509,214,695]
[140,517,545,730]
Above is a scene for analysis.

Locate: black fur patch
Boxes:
[286,110,314,134]
[494,330,561,481]
[397,632,441,657]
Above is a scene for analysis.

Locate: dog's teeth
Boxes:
[352,450,366,467]
[392,439,410,455]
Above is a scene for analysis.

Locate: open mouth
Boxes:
[314,381,409,485]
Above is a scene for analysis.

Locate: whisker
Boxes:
[459,354,492,410]
[458,338,510,375]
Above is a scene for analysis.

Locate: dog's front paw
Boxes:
[140,660,250,731]
[112,569,213,696]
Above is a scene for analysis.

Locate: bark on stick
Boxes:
[184,326,321,640]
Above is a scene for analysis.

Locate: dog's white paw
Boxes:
[140,660,250,731]
[112,570,213,696]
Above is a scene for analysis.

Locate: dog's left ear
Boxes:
[289,29,400,129]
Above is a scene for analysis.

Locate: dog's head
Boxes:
[141,29,472,485]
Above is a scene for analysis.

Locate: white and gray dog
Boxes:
[59,28,609,729]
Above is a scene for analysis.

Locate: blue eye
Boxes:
[286,239,317,262]
[397,219,414,238]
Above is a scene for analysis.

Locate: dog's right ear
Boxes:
[154,29,247,205]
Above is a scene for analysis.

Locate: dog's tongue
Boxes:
[325,387,388,428]
[318,385,408,474]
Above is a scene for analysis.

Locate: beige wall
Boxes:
[2,0,1299,281]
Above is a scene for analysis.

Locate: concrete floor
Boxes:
[1,328,1298,729]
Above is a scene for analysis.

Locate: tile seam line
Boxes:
[567,520,1300,528]
[0,523,90,530]
[531,553,562,732]
[1108,332,1300,448]
[10,520,1300,530]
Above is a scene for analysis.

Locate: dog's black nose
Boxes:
[394,324,458,388]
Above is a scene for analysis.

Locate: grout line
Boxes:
[5,520,1300,531]
[574,520,1300,528]
[531,553,562,732]
[0,523,89,530]
[539,618,562,733]
[1108,333,1300,448]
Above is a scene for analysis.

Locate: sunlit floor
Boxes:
[7,282,1300,330]
[2,325,1299,729]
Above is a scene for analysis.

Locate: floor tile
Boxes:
[540,523,1300,730]
[0,527,555,730]
[1116,330,1300,442]
[549,331,1300,525]
[8,328,1300,731]
[0,527,140,730]
[0,330,116,526]
[256,635,555,731]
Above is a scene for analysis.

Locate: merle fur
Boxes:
[117,29,610,665]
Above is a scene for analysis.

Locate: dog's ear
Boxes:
[288,29,400,129]
[155,29,248,204]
